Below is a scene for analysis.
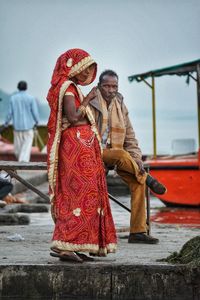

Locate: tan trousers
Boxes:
[103,149,147,234]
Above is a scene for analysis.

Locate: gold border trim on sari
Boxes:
[69,56,95,78]
[52,240,117,255]
[48,80,73,208]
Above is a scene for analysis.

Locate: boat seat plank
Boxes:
[0,161,47,170]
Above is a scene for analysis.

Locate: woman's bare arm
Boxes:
[63,95,83,124]
[63,87,97,124]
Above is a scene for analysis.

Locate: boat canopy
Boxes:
[128,59,200,157]
[128,59,200,82]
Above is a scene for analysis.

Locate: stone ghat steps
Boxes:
[0,223,199,300]
[0,179,50,225]
[14,181,49,204]
[0,263,199,300]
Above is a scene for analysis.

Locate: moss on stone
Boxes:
[159,236,200,267]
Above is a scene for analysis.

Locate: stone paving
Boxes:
[0,172,199,299]
[0,192,199,266]
[0,172,199,265]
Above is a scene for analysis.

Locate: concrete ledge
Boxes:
[0,264,199,300]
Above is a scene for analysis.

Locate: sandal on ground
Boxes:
[50,251,83,263]
[89,252,106,257]
[50,247,61,254]
[51,247,94,261]
[75,252,94,261]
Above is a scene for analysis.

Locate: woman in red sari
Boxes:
[47,49,117,262]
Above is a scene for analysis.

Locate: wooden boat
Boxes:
[147,152,200,207]
[129,59,200,207]
[0,126,47,162]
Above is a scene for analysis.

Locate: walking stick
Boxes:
[108,190,151,235]
[107,163,151,236]
[108,193,131,212]
[145,165,151,235]
[34,129,45,149]
[146,186,151,235]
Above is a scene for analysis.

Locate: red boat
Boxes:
[129,59,200,207]
[147,152,200,207]
[0,127,47,162]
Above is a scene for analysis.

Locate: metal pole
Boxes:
[152,76,157,158]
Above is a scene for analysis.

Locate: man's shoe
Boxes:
[146,174,167,195]
[128,233,159,244]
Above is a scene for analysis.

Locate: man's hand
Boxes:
[134,159,146,175]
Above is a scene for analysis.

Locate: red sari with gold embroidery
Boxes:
[47,49,117,256]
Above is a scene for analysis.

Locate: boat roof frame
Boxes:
[128,59,200,158]
[128,59,200,82]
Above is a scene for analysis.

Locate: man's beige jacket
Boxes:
[89,92,142,160]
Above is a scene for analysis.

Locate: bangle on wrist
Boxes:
[77,105,86,117]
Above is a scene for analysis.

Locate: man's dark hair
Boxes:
[17,81,27,91]
[99,70,118,84]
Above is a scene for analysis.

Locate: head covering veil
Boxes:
[47,48,97,133]
[46,49,98,207]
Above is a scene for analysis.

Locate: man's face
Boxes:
[98,75,118,102]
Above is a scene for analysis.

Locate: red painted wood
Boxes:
[146,150,200,206]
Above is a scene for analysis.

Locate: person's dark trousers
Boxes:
[0,178,13,199]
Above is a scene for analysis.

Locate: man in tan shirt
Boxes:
[90,70,166,244]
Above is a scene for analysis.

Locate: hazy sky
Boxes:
[1,0,200,154]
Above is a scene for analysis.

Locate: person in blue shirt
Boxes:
[4,81,39,162]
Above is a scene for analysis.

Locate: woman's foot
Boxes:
[50,249,83,263]
[75,252,94,261]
